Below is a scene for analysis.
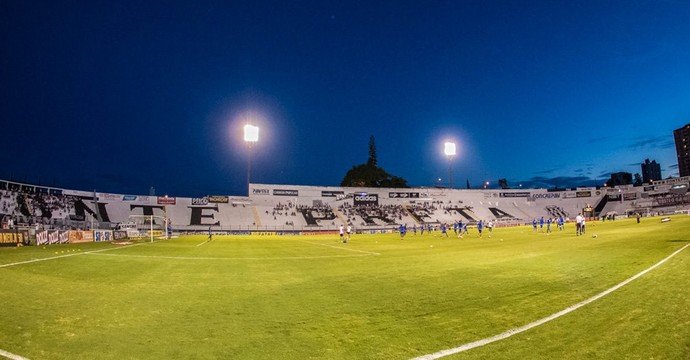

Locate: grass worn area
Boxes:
[0,216,688,359]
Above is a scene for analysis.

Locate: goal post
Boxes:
[127,214,170,242]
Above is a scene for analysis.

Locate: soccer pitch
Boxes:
[1,217,689,359]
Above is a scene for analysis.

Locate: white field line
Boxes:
[195,238,212,247]
[86,252,374,261]
[0,349,30,360]
[0,243,142,269]
[297,240,380,255]
[412,243,690,360]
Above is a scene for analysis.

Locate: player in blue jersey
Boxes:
[477,220,484,238]
[440,223,448,237]
[420,223,425,235]
[399,223,407,239]
[546,218,552,233]
[539,217,544,232]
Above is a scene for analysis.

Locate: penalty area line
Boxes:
[0,348,31,360]
[412,243,689,360]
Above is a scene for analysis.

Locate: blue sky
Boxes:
[1,1,689,196]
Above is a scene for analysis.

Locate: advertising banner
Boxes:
[0,230,29,246]
[191,197,209,205]
[157,196,177,205]
[122,195,137,201]
[321,190,345,197]
[94,230,113,242]
[500,192,531,198]
[36,231,49,245]
[643,186,655,192]
[208,195,229,203]
[252,188,270,195]
[353,194,379,206]
[69,230,94,243]
[273,189,299,196]
[576,191,592,198]
[623,192,637,201]
[531,193,561,200]
[48,231,60,244]
[59,231,69,244]
[113,230,128,240]
[388,192,420,199]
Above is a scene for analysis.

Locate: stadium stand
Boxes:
[1,177,689,235]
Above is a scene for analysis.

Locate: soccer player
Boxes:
[412,224,417,235]
[532,219,538,232]
[339,224,345,242]
[575,214,583,236]
[420,223,425,235]
[208,225,213,242]
[546,218,552,233]
[399,223,407,239]
[346,224,352,242]
[487,220,494,237]
[477,220,484,238]
[558,216,564,231]
[580,217,586,235]
[440,223,448,237]
[539,217,544,232]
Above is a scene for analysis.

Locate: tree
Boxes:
[341,135,408,188]
[633,173,643,186]
[367,135,377,167]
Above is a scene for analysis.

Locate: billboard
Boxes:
[94,230,113,242]
[113,230,128,240]
[69,230,94,243]
[191,197,209,205]
[353,194,378,206]
[576,191,592,198]
[122,195,137,201]
[208,195,229,203]
[252,188,270,195]
[500,192,531,198]
[389,192,420,199]
[531,193,561,199]
[0,230,29,246]
[321,190,345,197]
[623,192,637,201]
[273,189,299,196]
[157,196,177,205]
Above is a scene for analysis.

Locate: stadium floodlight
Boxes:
[244,124,259,143]
[243,124,259,195]
[444,141,456,189]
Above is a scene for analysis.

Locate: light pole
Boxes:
[444,142,456,189]
[243,124,259,194]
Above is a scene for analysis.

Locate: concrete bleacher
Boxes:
[2,177,688,232]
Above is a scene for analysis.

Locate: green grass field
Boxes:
[1,216,689,359]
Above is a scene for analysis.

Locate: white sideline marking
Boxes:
[412,243,689,360]
[0,243,141,269]
[0,348,30,360]
[297,240,380,256]
[87,252,375,261]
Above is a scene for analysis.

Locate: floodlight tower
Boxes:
[444,142,456,189]
[243,124,259,194]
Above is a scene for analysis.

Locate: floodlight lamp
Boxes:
[244,124,259,143]
[444,142,456,156]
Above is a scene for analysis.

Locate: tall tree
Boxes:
[367,135,377,167]
[341,135,408,188]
